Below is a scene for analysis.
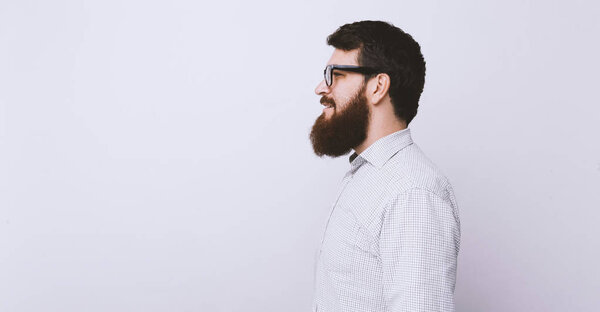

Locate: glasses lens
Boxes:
[325,65,332,86]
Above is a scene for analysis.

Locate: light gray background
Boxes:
[1,0,599,311]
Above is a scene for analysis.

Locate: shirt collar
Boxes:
[348,128,413,170]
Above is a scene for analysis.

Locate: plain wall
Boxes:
[1,0,599,311]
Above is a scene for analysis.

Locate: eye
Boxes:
[333,72,343,77]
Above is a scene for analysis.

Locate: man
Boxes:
[309,21,461,312]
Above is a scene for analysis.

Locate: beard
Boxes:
[309,83,370,157]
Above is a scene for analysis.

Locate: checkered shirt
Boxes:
[313,128,461,312]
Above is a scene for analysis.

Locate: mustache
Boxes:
[320,96,336,106]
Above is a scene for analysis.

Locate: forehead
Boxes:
[327,48,360,66]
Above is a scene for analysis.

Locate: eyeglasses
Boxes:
[323,64,380,87]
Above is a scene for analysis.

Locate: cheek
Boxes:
[333,87,355,103]
[333,96,351,111]
[329,93,346,108]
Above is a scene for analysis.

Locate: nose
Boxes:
[315,79,330,96]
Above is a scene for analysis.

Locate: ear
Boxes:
[366,73,391,105]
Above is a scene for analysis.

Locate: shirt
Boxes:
[313,128,461,312]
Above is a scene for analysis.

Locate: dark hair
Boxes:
[327,20,425,124]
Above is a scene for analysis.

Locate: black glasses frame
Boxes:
[323,64,381,87]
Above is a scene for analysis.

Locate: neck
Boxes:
[354,118,407,155]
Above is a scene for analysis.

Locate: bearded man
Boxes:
[310,20,461,312]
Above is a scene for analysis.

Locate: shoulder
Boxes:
[383,142,454,201]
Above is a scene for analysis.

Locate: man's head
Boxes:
[310,20,426,157]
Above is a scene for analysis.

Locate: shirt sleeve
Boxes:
[380,188,461,312]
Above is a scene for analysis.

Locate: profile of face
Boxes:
[310,49,370,157]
